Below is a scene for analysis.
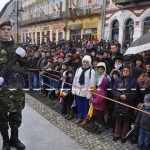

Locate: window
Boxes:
[47,31,50,43]
[37,32,40,45]
[58,32,63,41]
[111,20,119,41]
[33,32,35,43]
[26,33,28,42]
[52,32,56,41]
[143,17,150,34]
[125,19,134,44]
[70,29,81,40]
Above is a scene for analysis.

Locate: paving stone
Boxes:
[24,93,140,150]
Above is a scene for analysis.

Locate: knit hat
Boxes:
[73,54,80,60]
[48,59,53,63]
[82,55,92,66]
[0,20,12,28]
[57,55,64,59]
[110,69,121,77]
[144,94,150,102]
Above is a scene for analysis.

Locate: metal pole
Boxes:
[101,0,106,39]
[17,0,19,44]
[65,0,68,45]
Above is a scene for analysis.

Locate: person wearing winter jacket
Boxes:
[133,94,150,150]
[62,70,75,120]
[72,55,96,125]
[90,62,109,133]
[112,66,138,143]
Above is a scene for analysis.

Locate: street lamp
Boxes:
[16,0,24,44]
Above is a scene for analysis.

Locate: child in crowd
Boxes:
[90,62,109,133]
[133,94,150,150]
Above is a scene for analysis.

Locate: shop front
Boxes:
[83,21,98,40]
[69,24,82,40]
[52,23,65,42]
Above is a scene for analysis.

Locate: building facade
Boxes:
[104,0,150,45]
[20,0,103,44]
[67,0,103,41]
[21,0,66,44]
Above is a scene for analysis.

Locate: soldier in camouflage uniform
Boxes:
[0,20,26,150]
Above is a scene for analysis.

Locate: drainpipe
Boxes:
[64,0,68,44]
[101,0,106,39]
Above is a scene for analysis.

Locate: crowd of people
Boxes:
[5,39,150,150]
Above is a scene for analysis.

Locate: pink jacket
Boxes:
[90,77,109,111]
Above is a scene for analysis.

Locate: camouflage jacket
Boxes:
[0,39,25,112]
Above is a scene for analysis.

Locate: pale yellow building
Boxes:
[21,0,103,44]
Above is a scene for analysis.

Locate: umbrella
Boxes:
[124,32,150,55]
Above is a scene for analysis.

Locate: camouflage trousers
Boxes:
[0,111,22,130]
[0,87,25,112]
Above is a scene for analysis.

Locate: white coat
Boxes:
[72,67,96,99]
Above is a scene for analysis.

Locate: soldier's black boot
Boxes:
[1,129,10,150]
[10,127,25,150]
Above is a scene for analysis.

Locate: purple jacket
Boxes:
[90,77,109,111]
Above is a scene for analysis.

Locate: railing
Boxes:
[68,4,101,18]
[20,12,65,26]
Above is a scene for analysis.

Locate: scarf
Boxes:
[115,64,122,70]
[97,75,104,86]
[79,66,91,85]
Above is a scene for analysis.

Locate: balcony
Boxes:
[20,12,65,27]
[68,4,101,19]
[112,0,150,6]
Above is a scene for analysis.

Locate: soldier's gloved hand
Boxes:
[0,77,4,85]
[15,47,26,58]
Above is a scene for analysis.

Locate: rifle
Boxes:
[0,38,31,77]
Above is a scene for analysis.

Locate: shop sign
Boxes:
[83,22,98,29]
[43,27,49,31]
[69,24,82,30]
[85,29,92,34]
[22,29,28,32]
[52,24,65,30]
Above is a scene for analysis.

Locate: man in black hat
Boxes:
[123,56,143,78]
[0,20,26,150]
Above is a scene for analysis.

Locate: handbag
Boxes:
[113,101,131,121]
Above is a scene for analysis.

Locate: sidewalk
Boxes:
[0,104,83,150]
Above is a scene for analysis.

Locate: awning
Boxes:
[69,24,82,30]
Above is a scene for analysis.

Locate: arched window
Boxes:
[112,20,119,41]
[143,17,150,34]
[125,18,134,44]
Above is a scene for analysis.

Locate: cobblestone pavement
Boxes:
[26,93,138,150]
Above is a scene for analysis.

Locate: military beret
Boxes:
[0,20,12,28]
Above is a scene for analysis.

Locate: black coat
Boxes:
[112,76,138,121]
